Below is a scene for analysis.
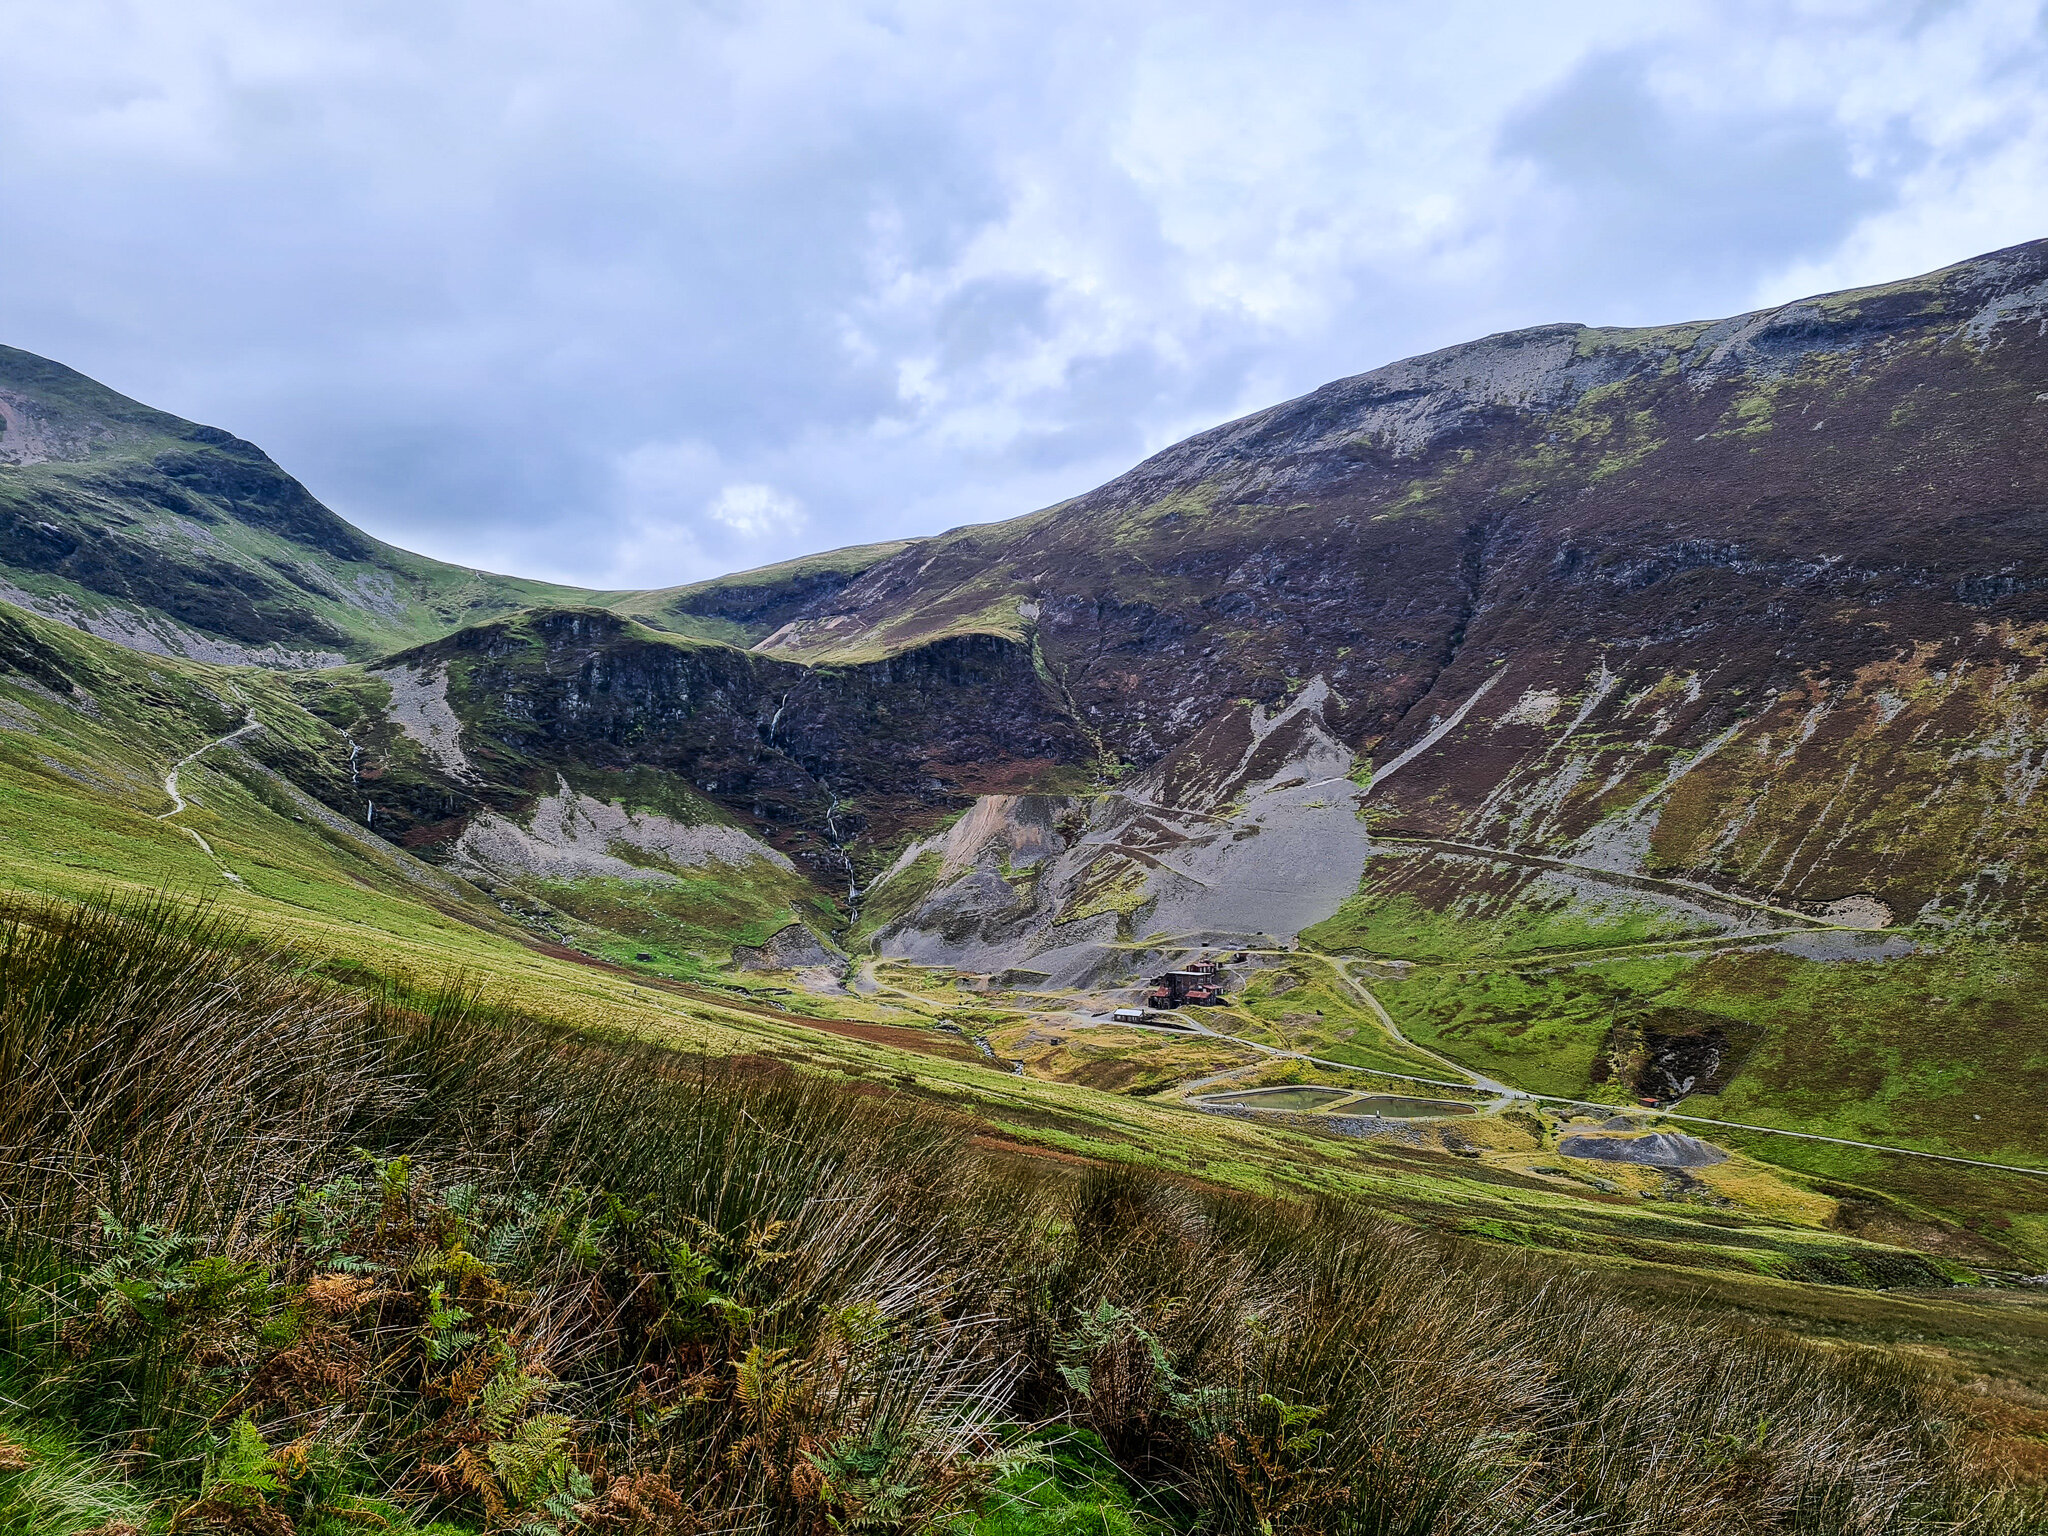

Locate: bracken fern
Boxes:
[0,890,2038,1536]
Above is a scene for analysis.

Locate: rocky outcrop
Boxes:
[371,607,1090,877]
[730,923,848,976]
[448,775,795,886]
[370,662,479,781]
[867,677,1373,982]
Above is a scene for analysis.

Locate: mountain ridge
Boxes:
[3,242,2048,1251]
[12,239,2048,928]
[0,341,919,665]
[9,235,2047,677]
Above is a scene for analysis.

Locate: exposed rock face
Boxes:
[0,576,348,668]
[371,663,479,782]
[449,775,795,886]
[0,386,136,467]
[868,678,1372,981]
[344,607,1090,887]
[730,923,848,975]
[1817,895,1894,930]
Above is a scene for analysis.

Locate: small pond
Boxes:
[1199,1087,1351,1111]
[1197,1088,1476,1117]
[1338,1094,1475,1118]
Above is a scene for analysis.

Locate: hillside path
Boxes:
[159,710,262,816]
[1332,959,1514,1099]
[155,710,263,881]
[1367,835,1831,929]
[1193,963,2048,1178]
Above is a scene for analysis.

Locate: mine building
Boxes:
[1149,965,1229,1007]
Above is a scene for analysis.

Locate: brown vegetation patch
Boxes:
[784,1015,984,1063]
[398,814,472,849]
[920,754,1065,797]
[1058,1056,1150,1093]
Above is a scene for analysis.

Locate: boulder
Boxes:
[730,923,848,976]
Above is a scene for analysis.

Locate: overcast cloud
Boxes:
[2,0,2045,589]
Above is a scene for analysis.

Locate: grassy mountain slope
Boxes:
[740,240,2048,927]
[0,347,915,667]
[9,243,2048,1463]
[4,896,2039,1534]
[3,597,1975,1295]
[0,343,606,664]
[754,243,2048,729]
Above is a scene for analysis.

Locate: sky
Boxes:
[3,0,2047,592]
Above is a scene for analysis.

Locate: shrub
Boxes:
[0,891,2035,1535]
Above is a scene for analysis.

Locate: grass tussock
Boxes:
[0,891,2037,1536]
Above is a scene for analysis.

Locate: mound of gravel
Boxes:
[731,923,848,976]
[1557,1131,1728,1169]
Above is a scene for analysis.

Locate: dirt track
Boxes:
[154,709,262,881]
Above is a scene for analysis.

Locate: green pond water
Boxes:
[1340,1094,1475,1118]
[1201,1087,1350,1111]
[1199,1088,1474,1117]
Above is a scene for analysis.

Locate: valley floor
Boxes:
[3,597,2047,1503]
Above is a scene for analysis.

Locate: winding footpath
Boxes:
[155,710,263,883]
[1315,953,2047,1178]
[1367,834,1833,930]
[1098,934,2047,1178]
[1330,957,1514,1099]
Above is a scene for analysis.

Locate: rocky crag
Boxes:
[765,239,2048,956]
[5,241,2048,1108]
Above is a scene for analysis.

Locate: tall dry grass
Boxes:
[0,891,2035,1535]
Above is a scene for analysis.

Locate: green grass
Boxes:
[0,630,2023,1295]
[1371,959,1660,1098]
[967,1430,1162,1534]
[607,539,919,646]
[1367,937,2048,1268]
[0,1418,155,1536]
[10,589,2048,1465]
[1302,883,1716,963]
[1373,941,2048,1160]
[531,866,837,966]
[856,850,947,944]
[1218,961,1446,1076]
[0,343,927,671]
[0,893,2035,1534]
